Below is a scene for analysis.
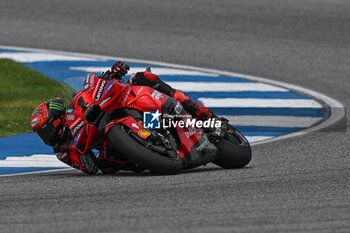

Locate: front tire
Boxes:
[108,124,183,175]
[214,125,252,169]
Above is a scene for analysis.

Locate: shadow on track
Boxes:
[35,166,254,178]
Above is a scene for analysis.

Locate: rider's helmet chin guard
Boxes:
[30,98,67,147]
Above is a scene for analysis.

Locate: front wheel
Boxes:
[213,125,252,169]
[108,124,183,175]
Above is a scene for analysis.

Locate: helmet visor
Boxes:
[35,124,57,146]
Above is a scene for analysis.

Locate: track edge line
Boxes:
[0,45,345,147]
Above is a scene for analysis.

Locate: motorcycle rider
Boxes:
[30,61,214,175]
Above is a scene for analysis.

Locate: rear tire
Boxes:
[108,124,183,175]
[214,125,252,169]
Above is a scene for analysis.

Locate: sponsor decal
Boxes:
[66,114,75,121]
[56,152,67,160]
[74,132,81,145]
[66,108,74,114]
[174,102,183,114]
[131,123,139,129]
[185,126,198,138]
[49,102,65,112]
[151,90,163,100]
[85,74,91,85]
[138,129,151,139]
[99,96,111,107]
[31,118,39,128]
[121,87,131,106]
[95,80,106,101]
[84,73,94,90]
[71,120,84,136]
[196,140,208,151]
[106,82,114,91]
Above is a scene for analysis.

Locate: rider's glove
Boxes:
[111,61,130,78]
[99,61,130,81]
[100,70,113,80]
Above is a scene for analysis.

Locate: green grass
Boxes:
[0,59,74,137]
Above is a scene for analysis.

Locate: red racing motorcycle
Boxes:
[71,71,251,175]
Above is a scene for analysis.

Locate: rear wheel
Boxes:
[213,125,252,169]
[108,124,183,175]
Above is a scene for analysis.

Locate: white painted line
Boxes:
[223,116,323,128]
[166,82,288,92]
[199,98,323,108]
[0,154,69,168]
[0,168,73,178]
[70,66,219,77]
[245,136,274,143]
[0,52,95,62]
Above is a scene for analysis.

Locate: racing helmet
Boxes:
[30,98,67,146]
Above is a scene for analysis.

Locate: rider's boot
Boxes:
[132,69,214,120]
[172,90,213,120]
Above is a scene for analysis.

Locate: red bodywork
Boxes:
[71,74,203,160]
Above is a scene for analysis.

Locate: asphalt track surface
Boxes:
[0,0,349,232]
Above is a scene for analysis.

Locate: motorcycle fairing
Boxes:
[104,116,151,140]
